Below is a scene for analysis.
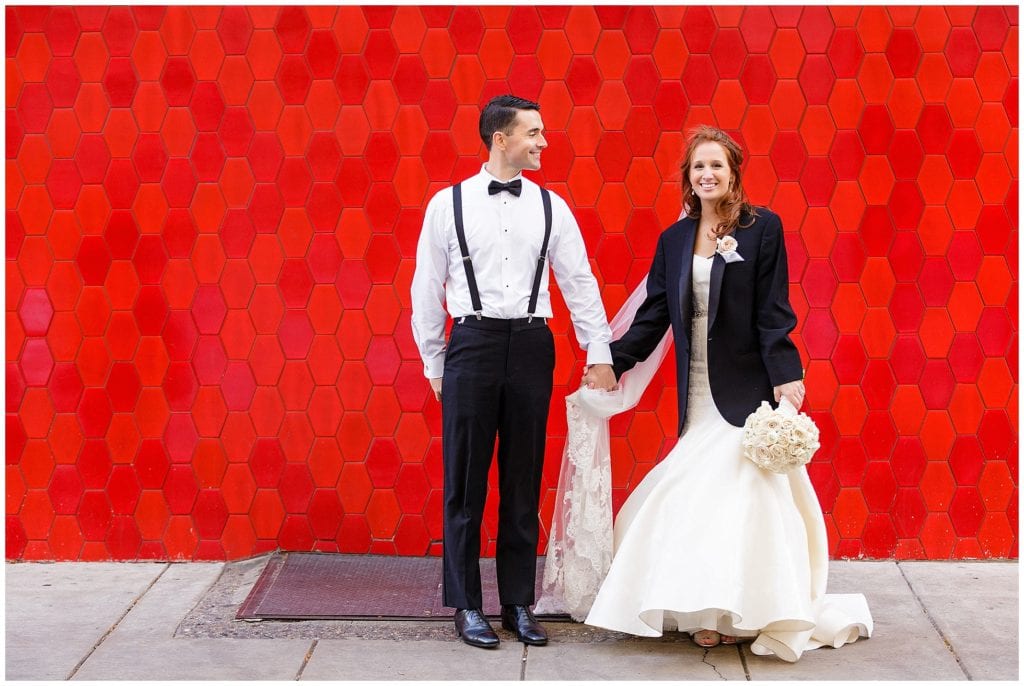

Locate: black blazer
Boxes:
[611,208,804,432]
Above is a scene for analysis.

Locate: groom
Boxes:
[411,95,616,648]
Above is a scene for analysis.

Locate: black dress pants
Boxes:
[441,316,554,610]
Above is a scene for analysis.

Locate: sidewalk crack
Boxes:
[897,561,973,680]
[520,643,528,681]
[65,563,170,680]
[700,647,727,680]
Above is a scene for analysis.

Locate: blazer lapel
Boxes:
[707,252,725,333]
[675,218,697,339]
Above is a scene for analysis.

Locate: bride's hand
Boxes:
[774,380,805,408]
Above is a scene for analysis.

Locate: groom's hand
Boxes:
[582,364,617,391]
[428,377,442,401]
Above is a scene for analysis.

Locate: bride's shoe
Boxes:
[691,630,721,648]
[719,634,738,645]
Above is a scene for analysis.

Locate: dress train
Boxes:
[539,259,871,662]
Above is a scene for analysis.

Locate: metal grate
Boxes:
[236,553,563,621]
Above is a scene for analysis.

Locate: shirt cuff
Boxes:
[585,342,613,367]
[423,356,445,379]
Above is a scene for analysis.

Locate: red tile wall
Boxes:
[6,6,1018,561]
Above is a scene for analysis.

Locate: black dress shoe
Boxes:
[501,604,548,646]
[454,608,499,649]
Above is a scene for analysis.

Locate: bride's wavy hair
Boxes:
[680,125,757,237]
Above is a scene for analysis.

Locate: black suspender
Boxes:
[451,182,553,322]
[528,188,553,322]
[452,183,483,318]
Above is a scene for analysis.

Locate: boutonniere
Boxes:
[716,235,744,263]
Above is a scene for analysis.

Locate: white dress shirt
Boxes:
[411,166,613,379]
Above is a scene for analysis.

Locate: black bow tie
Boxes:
[488,179,522,197]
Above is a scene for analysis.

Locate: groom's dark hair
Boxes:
[479,94,540,150]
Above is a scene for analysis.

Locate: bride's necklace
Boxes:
[698,216,723,241]
[698,222,719,244]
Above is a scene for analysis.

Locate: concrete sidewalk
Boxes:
[4,557,1018,681]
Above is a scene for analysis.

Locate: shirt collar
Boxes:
[479,165,524,185]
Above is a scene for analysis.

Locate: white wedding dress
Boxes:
[539,255,871,662]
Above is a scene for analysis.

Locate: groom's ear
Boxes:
[490,129,504,151]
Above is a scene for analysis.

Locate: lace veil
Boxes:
[535,277,672,620]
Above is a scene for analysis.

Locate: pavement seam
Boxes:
[737,643,752,680]
[520,644,528,681]
[64,563,170,681]
[172,561,231,637]
[294,639,319,680]
[896,561,973,681]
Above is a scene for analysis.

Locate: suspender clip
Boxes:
[462,256,472,263]
[527,314,533,323]
[474,311,482,320]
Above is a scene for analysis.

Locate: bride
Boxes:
[538,126,871,662]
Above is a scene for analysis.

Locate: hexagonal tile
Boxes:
[6,5,1017,562]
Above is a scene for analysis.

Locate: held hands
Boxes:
[428,377,442,402]
[581,364,618,392]
[774,380,805,409]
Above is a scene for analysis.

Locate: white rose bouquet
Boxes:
[741,397,820,473]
